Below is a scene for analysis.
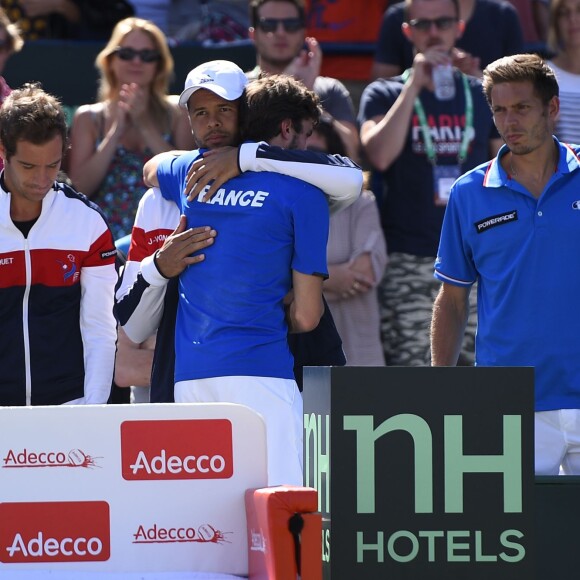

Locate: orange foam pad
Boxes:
[245,485,322,580]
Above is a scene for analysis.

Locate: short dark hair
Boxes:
[249,0,306,28]
[241,74,322,142]
[0,83,68,160]
[308,113,347,157]
[404,0,460,21]
[482,53,559,107]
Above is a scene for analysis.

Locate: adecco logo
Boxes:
[121,419,233,481]
[0,501,110,563]
[132,522,229,545]
[2,448,100,469]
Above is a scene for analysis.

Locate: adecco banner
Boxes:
[303,366,535,579]
[0,403,267,576]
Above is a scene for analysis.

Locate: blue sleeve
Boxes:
[434,183,477,287]
[157,151,203,209]
[158,157,182,206]
[291,184,329,278]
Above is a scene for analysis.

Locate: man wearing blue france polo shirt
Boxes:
[157,72,328,486]
[431,53,580,475]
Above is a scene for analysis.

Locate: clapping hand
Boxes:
[119,82,148,124]
[284,37,322,90]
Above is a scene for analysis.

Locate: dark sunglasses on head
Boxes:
[408,16,457,31]
[256,17,304,33]
[113,46,161,63]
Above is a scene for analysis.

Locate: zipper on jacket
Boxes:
[22,238,32,405]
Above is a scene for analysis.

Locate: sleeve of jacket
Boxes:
[80,227,118,404]
[114,188,176,344]
[238,142,363,214]
[116,255,170,343]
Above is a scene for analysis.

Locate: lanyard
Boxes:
[402,68,474,165]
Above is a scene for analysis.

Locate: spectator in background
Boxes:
[247,0,360,161]
[67,17,194,241]
[308,114,388,366]
[1,0,80,39]
[547,0,580,144]
[359,0,502,367]
[1,0,133,40]
[169,0,249,44]
[509,0,549,53]
[128,0,171,34]
[304,0,388,81]
[0,7,23,171]
[371,0,524,80]
[130,0,250,42]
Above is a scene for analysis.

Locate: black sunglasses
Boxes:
[256,17,304,33]
[408,17,457,31]
[113,46,161,63]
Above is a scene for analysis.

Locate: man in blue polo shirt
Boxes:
[431,53,580,475]
[156,74,328,486]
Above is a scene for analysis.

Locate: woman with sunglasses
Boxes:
[68,17,193,241]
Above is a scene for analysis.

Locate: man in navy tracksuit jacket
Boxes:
[0,83,117,406]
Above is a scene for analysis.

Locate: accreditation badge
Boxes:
[433,164,461,206]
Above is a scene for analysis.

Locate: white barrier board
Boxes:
[0,403,267,577]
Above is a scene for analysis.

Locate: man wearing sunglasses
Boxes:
[247,0,360,162]
[371,0,523,80]
[359,0,503,368]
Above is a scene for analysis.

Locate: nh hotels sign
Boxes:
[303,366,535,579]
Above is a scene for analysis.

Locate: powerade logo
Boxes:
[475,211,518,234]
[2,448,100,469]
[0,501,110,563]
[100,248,117,259]
[121,419,233,481]
[132,522,230,545]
